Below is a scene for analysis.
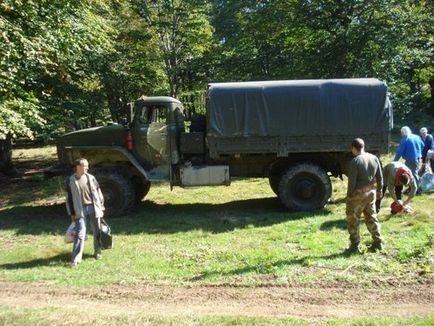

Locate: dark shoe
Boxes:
[368,242,383,252]
[70,262,78,268]
[94,253,102,260]
[344,243,361,255]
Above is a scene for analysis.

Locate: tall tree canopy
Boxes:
[210,0,433,117]
[132,0,214,98]
[0,0,433,174]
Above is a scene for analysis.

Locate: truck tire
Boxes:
[278,163,332,211]
[94,169,135,216]
[132,176,151,203]
[269,174,280,195]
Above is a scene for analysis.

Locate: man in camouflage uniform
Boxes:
[346,138,384,253]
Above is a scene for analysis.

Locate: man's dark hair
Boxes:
[398,174,410,185]
[351,138,365,151]
[73,159,82,167]
[72,158,87,171]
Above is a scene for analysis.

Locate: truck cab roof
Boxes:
[134,96,181,105]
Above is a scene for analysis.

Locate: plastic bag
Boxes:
[420,172,434,193]
[64,222,77,243]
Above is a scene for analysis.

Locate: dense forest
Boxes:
[0,0,433,174]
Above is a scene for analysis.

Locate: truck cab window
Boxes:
[151,106,167,123]
[138,105,166,124]
[138,106,152,124]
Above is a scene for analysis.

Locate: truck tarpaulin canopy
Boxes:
[207,79,392,138]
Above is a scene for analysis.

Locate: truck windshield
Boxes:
[138,105,167,124]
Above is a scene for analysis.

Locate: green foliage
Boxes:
[132,0,215,97]
[209,0,433,119]
[0,0,115,141]
[0,0,433,144]
[0,97,43,139]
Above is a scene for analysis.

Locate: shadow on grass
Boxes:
[0,253,94,270]
[1,177,65,208]
[320,218,347,230]
[0,198,332,235]
[190,251,352,281]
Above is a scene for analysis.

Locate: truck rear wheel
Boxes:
[94,169,135,216]
[132,176,151,203]
[269,174,280,195]
[278,163,332,211]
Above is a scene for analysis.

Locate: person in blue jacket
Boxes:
[419,127,434,172]
[394,126,424,185]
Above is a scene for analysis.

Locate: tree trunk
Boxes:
[429,76,434,115]
[0,135,18,177]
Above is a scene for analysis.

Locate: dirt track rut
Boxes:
[1,281,433,322]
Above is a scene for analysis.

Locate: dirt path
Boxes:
[1,281,433,322]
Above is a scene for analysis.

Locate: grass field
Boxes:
[1,307,433,326]
[0,145,433,325]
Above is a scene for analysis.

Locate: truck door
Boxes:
[133,104,171,168]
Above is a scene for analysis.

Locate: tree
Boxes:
[376,0,434,118]
[210,0,299,80]
[0,0,115,174]
[209,0,433,120]
[96,1,168,121]
[1,0,56,174]
[132,0,214,98]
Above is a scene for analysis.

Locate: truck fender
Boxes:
[64,145,150,180]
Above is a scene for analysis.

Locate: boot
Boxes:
[368,242,383,252]
[344,243,362,255]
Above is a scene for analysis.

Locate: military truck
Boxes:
[54,78,392,215]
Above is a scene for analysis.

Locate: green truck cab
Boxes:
[54,79,393,215]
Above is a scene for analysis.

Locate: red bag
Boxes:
[390,201,403,214]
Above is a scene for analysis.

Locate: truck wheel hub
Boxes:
[295,180,315,199]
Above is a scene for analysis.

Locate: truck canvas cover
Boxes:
[207,79,392,156]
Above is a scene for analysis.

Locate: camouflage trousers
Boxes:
[346,189,382,245]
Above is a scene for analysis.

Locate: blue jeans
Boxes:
[71,205,101,264]
[405,159,420,185]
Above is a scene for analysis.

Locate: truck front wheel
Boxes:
[132,176,151,203]
[278,163,332,211]
[94,169,135,216]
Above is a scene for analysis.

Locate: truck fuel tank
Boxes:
[180,165,230,187]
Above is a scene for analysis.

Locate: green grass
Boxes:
[1,146,433,325]
[0,147,433,287]
[0,306,433,326]
[0,306,306,326]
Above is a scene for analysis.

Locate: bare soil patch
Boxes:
[1,281,433,322]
